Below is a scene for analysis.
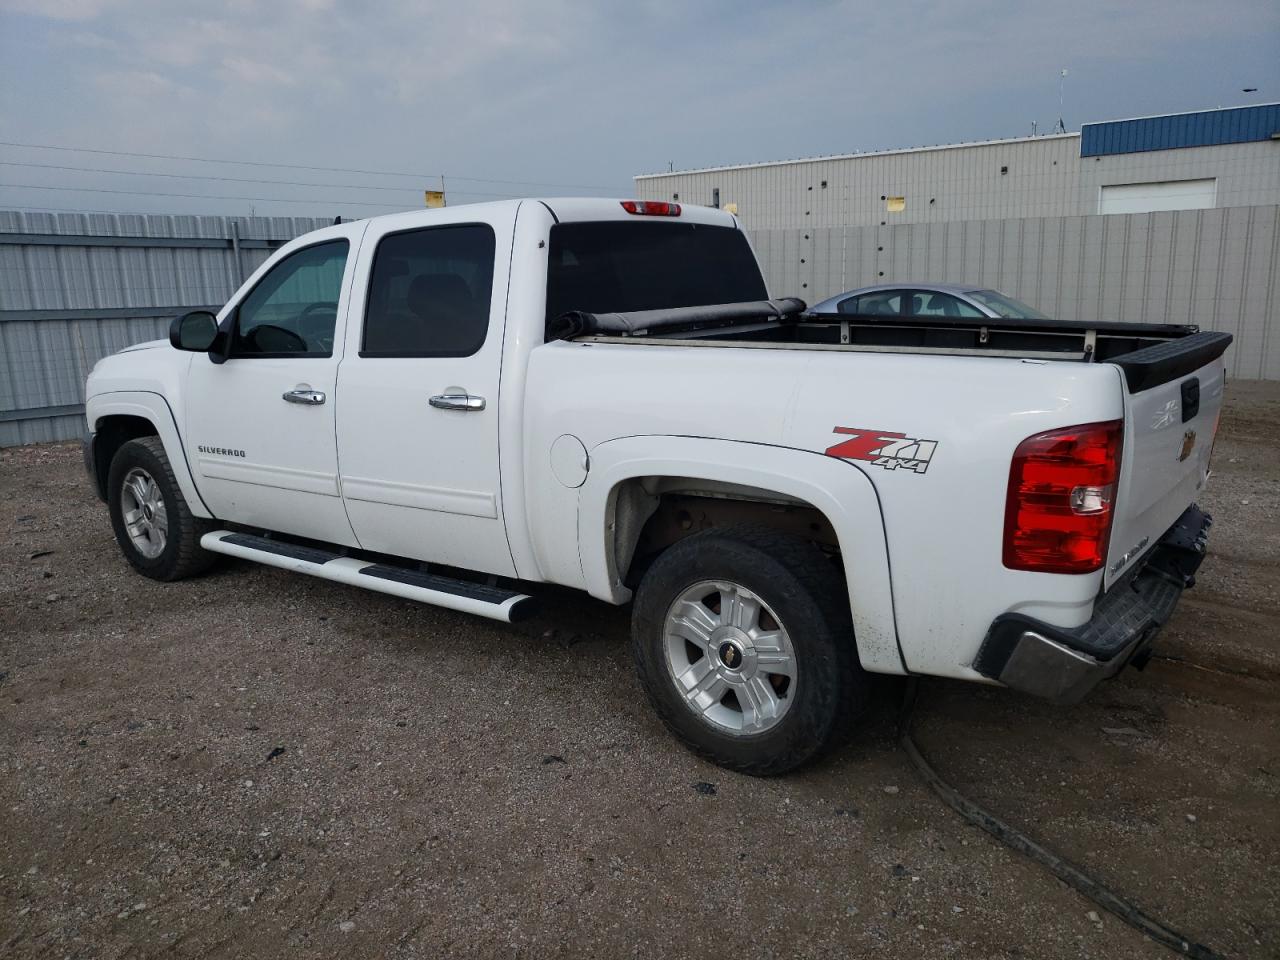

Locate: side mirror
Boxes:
[170,310,219,352]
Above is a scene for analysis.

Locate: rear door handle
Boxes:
[283,389,326,405]
[429,392,486,412]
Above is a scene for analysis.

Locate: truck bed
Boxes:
[558,301,1233,385]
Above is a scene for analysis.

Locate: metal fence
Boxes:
[0,211,337,446]
[751,204,1280,381]
[2,204,1278,447]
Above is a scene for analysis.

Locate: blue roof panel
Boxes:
[1081,103,1280,157]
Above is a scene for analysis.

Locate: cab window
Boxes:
[361,224,496,358]
[232,240,349,357]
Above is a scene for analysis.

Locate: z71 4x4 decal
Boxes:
[824,427,938,475]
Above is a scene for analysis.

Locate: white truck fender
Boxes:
[578,435,905,675]
[85,390,214,519]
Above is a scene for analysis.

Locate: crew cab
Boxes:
[82,198,1230,775]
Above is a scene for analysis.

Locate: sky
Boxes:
[1,0,1277,219]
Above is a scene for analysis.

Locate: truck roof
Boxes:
[354,197,741,229]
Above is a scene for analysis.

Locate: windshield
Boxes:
[965,289,1050,320]
[545,221,767,334]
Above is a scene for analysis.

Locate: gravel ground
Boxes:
[2,381,1277,959]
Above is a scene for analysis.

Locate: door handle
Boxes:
[283,389,326,405]
[429,392,486,412]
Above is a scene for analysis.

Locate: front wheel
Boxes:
[631,525,866,776]
[107,436,216,581]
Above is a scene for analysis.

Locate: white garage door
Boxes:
[1098,179,1217,215]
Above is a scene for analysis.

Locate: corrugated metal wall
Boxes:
[3,204,1278,448]
[636,137,1280,230]
[0,211,336,446]
[639,136,1084,229]
[1081,103,1280,157]
[751,205,1280,380]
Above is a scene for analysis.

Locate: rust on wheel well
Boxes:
[611,477,840,589]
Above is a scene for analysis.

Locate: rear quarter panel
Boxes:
[523,341,1125,681]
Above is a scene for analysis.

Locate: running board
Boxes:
[199,530,536,623]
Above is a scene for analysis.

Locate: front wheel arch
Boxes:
[91,414,158,500]
[86,392,213,520]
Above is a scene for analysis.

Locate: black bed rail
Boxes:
[1111,331,1233,391]
[806,309,1199,338]
[549,297,807,340]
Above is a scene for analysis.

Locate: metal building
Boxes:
[633,104,1280,381]
[635,104,1280,230]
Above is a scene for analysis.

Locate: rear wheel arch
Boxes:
[578,437,905,676]
[608,476,841,590]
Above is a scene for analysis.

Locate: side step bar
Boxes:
[199,530,536,624]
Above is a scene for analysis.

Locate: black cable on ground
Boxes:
[897,679,1225,960]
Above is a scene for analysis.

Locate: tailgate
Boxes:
[1104,332,1231,588]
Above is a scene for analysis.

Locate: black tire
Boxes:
[107,436,217,582]
[631,524,867,776]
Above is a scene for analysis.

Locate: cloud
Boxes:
[63,29,118,49]
[95,67,185,95]
[0,0,114,20]
[1,0,1277,216]
[221,56,296,87]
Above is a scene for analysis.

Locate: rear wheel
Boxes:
[631,524,866,776]
[107,436,216,581]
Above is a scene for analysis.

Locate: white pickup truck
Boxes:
[83,198,1230,774]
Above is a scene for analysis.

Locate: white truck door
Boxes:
[334,213,516,576]
[184,232,361,546]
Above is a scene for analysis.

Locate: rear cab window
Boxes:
[545,221,767,336]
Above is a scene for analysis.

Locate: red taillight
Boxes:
[620,200,681,216]
[1003,420,1123,574]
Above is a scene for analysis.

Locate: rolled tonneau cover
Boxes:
[549,297,807,340]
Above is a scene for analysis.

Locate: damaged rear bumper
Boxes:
[975,505,1211,704]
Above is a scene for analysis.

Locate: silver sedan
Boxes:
[808,283,1049,320]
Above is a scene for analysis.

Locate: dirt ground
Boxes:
[2,383,1277,960]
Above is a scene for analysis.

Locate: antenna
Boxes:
[1055,68,1068,133]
